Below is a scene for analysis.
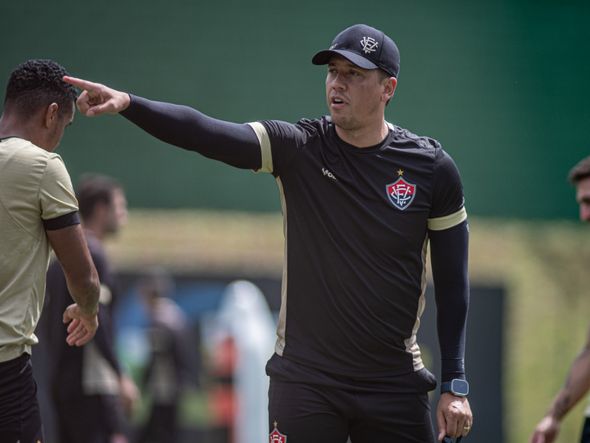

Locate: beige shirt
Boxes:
[0,137,78,362]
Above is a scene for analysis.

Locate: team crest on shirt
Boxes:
[269,422,287,443]
[386,173,417,210]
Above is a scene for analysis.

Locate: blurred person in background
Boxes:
[136,267,190,443]
[63,23,472,442]
[0,59,100,443]
[45,174,138,443]
[530,155,590,443]
[210,281,276,443]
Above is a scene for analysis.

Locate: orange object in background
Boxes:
[208,336,237,443]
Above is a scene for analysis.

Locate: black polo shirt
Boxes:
[249,117,466,384]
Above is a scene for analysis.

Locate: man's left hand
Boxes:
[62,303,99,346]
[436,393,473,441]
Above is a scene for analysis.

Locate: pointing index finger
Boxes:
[63,75,101,91]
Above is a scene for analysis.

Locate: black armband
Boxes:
[43,211,80,231]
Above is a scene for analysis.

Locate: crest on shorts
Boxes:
[269,422,287,443]
[386,173,416,210]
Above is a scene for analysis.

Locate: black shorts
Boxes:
[581,416,590,443]
[0,353,44,443]
[53,393,125,443]
[268,378,435,443]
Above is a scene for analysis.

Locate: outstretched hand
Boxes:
[63,76,130,116]
[62,303,99,346]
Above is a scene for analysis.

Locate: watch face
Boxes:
[451,379,469,396]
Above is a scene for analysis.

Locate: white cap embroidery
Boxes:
[360,36,379,54]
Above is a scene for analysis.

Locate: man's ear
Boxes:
[383,77,397,102]
[44,102,60,128]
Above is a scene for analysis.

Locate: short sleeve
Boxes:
[39,154,78,221]
[427,150,467,231]
[248,120,312,176]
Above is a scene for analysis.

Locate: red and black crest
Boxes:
[269,423,287,443]
[386,176,417,210]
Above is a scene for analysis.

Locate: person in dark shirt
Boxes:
[136,267,190,443]
[64,23,472,442]
[530,156,590,443]
[46,174,138,443]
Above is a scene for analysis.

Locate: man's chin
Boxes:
[330,113,350,128]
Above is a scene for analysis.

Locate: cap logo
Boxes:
[360,36,378,54]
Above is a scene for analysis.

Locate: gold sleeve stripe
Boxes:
[247,122,273,174]
[427,207,467,231]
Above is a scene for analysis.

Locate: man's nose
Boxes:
[580,204,590,222]
[330,73,346,89]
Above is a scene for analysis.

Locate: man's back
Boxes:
[0,136,78,362]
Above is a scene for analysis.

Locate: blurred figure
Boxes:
[211,281,275,443]
[0,59,100,443]
[572,157,590,223]
[45,174,138,443]
[136,267,190,443]
[530,156,590,443]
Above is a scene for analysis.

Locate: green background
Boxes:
[2,0,589,218]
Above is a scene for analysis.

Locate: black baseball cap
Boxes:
[312,24,400,78]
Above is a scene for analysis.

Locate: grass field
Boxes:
[105,210,590,443]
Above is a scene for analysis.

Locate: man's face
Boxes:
[576,176,590,222]
[104,188,128,235]
[325,56,390,131]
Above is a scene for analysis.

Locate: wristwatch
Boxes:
[441,379,469,397]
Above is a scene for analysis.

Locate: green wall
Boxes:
[2,0,589,218]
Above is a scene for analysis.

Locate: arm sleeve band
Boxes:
[120,95,261,170]
[43,211,80,231]
[429,220,469,382]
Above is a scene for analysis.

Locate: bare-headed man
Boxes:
[0,59,100,443]
[530,156,590,443]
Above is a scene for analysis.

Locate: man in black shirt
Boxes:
[64,23,472,442]
[45,174,137,443]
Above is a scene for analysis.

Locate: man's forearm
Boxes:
[547,346,590,420]
[430,221,470,380]
[66,276,100,316]
[46,224,100,316]
[120,95,262,169]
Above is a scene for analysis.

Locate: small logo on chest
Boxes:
[386,169,416,210]
[322,167,337,181]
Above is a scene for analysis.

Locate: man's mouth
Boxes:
[330,96,347,106]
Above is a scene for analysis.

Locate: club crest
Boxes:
[269,423,287,443]
[386,177,416,210]
[360,36,378,54]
